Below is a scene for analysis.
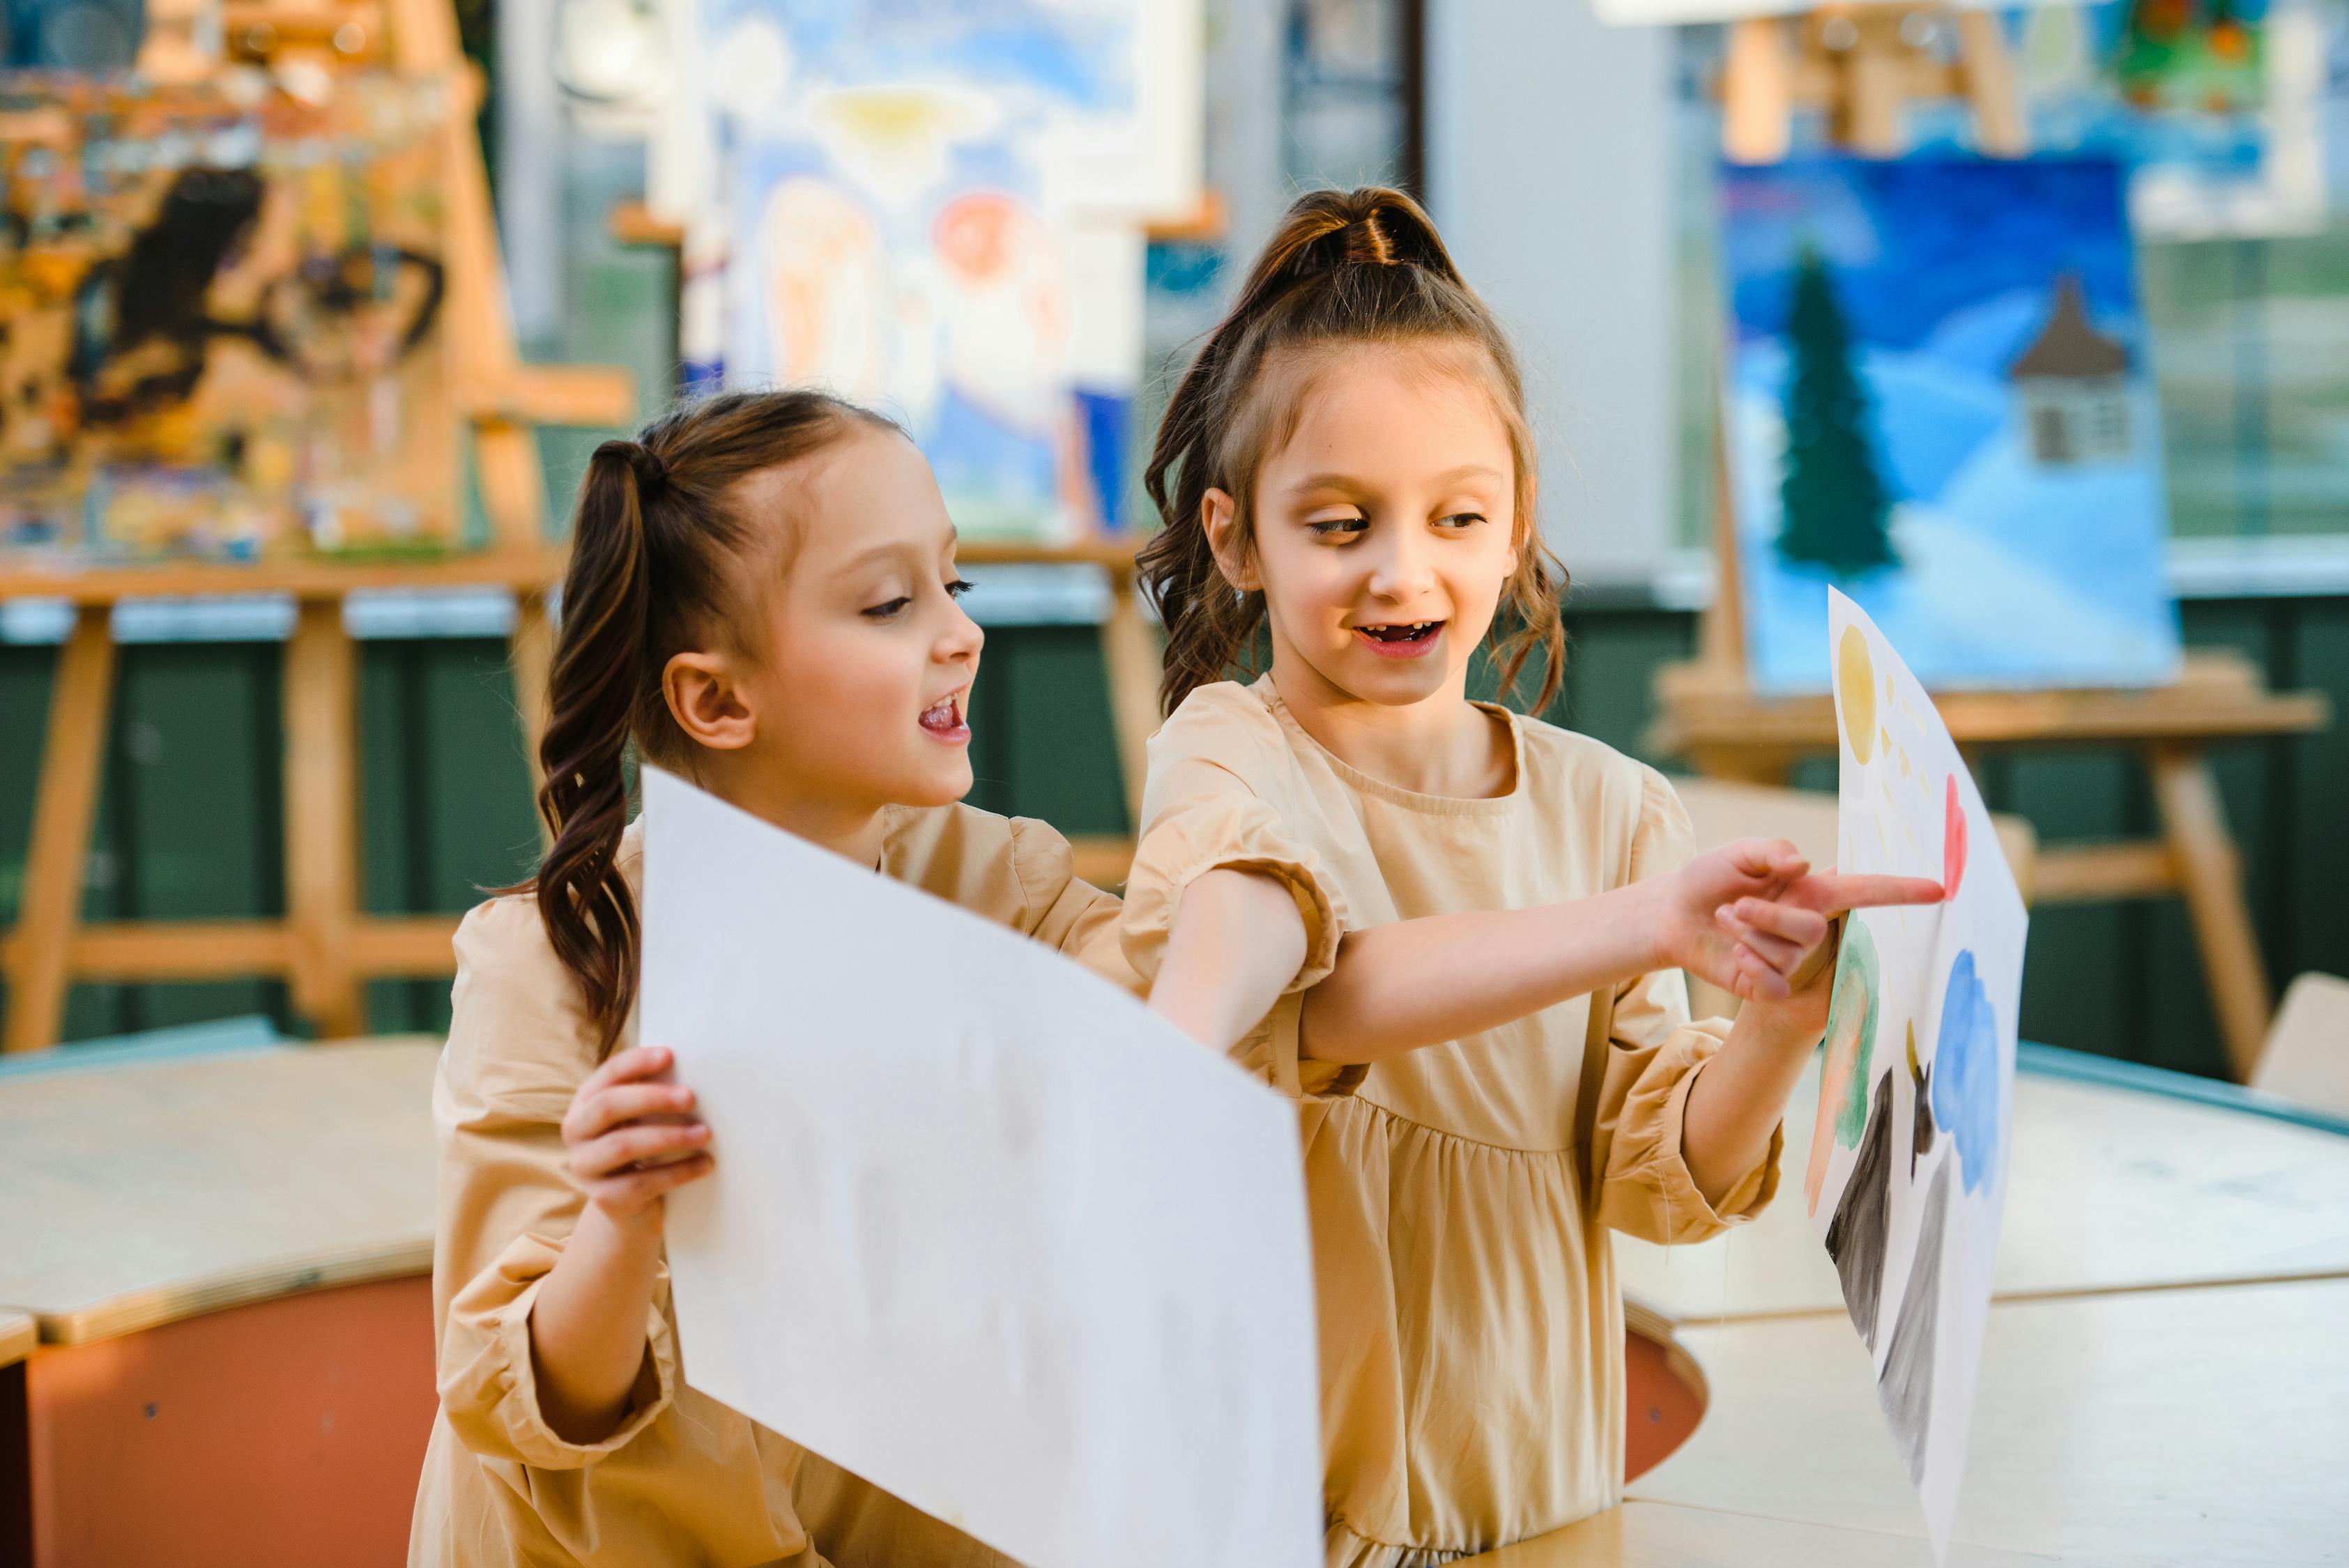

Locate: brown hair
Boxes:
[1138,186,1566,716]
[528,389,893,1054]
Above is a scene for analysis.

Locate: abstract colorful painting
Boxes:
[1812,590,2027,1560]
[0,73,455,564]
[1720,155,2182,694]
[2009,0,2326,239]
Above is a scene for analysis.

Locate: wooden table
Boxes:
[0,1038,442,1567]
[1651,651,2332,1080]
[1614,1052,2349,1322]
[0,549,569,1051]
[1467,1049,2349,1565]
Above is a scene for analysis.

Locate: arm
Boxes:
[529,1045,712,1443]
[1146,868,1309,1051]
[1297,841,1942,1068]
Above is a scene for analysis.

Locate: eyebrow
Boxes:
[1284,464,1506,495]
[829,530,959,578]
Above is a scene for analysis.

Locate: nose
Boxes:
[1365,524,1438,604]
[938,590,984,670]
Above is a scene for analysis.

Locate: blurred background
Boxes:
[3,0,2348,1085]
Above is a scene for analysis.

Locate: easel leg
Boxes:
[1722,17,1793,164]
[1098,574,1161,833]
[2147,744,2273,1081]
[3,606,116,1053]
[284,599,365,1039]
[511,589,553,837]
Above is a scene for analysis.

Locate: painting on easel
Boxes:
[0,72,455,565]
[1720,154,2182,694]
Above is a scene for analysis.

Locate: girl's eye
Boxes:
[1308,514,1368,539]
[1435,512,1487,531]
[862,596,913,620]
[945,578,974,599]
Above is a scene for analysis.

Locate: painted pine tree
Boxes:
[1777,247,1896,578]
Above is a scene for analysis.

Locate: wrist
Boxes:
[1730,995,1823,1056]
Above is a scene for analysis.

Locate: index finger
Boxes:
[585,1045,675,1093]
[1792,874,1948,915]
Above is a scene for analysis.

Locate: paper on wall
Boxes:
[638,767,1322,1568]
[1810,590,2027,1561]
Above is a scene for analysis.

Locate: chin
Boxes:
[896,757,974,808]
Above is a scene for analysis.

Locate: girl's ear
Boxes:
[663,652,757,751]
[1202,487,1261,592]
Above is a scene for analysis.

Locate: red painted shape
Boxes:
[1943,774,1968,900]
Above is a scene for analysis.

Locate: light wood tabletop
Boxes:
[1614,1056,2349,1323]
[0,1039,442,1346]
[0,1309,32,1367]
[1609,1277,2349,1567]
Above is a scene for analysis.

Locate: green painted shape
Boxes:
[1828,917,1883,1146]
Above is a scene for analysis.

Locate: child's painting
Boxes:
[691,0,1185,539]
[0,74,455,564]
[1720,155,2182,695]
[1814,589,2027,1560]
[2011,0,2325,239]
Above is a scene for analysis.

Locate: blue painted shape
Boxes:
[1929,949,2001,1193]
[1074,388,1131,531]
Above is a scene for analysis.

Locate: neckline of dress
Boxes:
[1254,678,1527,817]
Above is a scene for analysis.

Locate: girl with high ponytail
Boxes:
[1122,190,1941,1563]
[412,390,1125,1568]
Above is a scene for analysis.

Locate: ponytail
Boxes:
[526,391,893,1054]
[533,441,657,1054]
[1140,186,1567,717]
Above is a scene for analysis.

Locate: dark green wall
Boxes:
[2,594,2339,1079]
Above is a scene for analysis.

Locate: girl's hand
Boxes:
[1653,839,1945,1007]
[560,1045,714,1226]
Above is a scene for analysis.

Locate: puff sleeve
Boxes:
[1591,769,1782,1243]
[1122,700,1361,1100]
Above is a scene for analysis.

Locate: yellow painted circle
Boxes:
[1838,624,1876,764]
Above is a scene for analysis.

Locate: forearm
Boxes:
[1680,1004,1815,1207]
[1296,883,1662,1065]
[1148,868,1310,1052]
[526,1203,668,1444]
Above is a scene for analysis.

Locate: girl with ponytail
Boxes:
[411,390,1123,1568]
[1122,190,1941,1563]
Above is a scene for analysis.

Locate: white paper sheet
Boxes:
[638,767,1322,1568]
[1811,591,2027,1561]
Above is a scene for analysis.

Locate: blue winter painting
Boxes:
[1720,156,2183,693]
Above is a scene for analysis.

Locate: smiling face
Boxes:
[715,424,983,815]
[1210,342,1521,712]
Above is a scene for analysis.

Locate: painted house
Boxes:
[2009,274,2133,466]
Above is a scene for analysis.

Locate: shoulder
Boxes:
[881,801,1090,936]
[443,892,599,1117]
[1511,713,1690,858]
[1147,680,1298,798]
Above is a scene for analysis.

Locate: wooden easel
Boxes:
[1651,3,2332,1081]
[0,0,635,1050]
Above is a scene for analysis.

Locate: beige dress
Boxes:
[410,805,1131,1568]
[1121,679,1782,1567]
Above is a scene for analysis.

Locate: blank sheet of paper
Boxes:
[639,767,1322,1568]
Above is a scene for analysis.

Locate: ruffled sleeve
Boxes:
[1122,703,1360,1100]
[1590,769,1782,1243]
[1004,813,1140,997]
[431,898,679,1471]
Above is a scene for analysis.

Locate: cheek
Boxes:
[763,622,924,739]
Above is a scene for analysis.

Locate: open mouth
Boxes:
[1354,620,1445,657]
[918,691,970,742]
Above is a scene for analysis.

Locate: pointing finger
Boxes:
[1789,874,1947,915]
